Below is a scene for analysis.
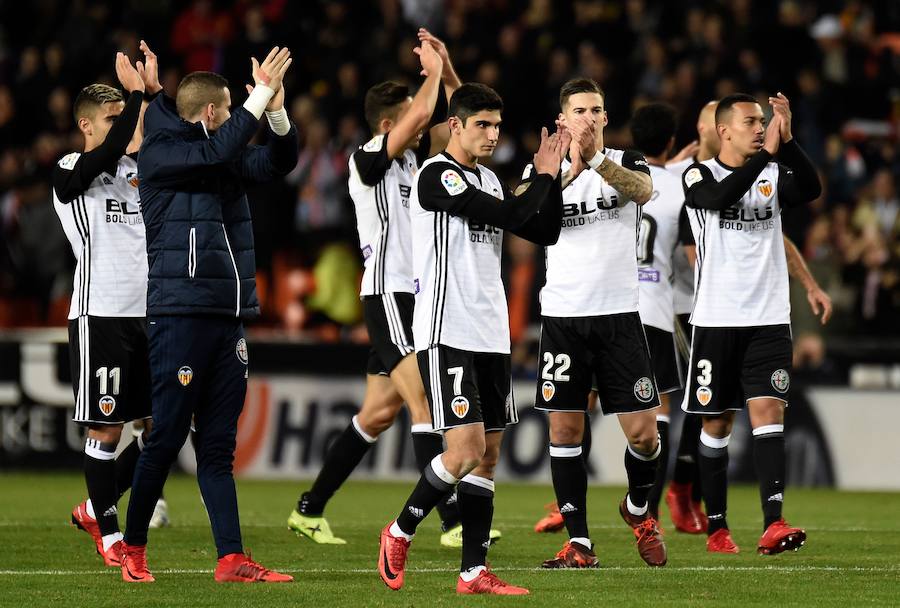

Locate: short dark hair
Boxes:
[363,81,409,133]
[715,93,759,125]
[448,83,503,126]
[176,71,229,119]
[630,102,678,157]
[559,78,605,110]
[73,84,123,124]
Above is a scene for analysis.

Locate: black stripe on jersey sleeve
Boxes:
[352,134,392,187]
[622,149,651,176]
[417,159,555,231]
[52,90,144,203]
[775,140,822,207]
[678,205,695,246]
[683,152,772,211]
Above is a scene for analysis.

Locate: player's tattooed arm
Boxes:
[596,158,652,204]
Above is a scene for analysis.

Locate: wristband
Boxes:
[587,149,606,170]
[265,107,291,136]
[243,85,275,120]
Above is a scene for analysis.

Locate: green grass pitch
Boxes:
[0,473,898,607]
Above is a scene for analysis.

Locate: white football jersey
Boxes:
[410,153,510,354]
[637,164,683,332]
[52,153,148,319]
[667,158,696,315]
[349,133,421,296]
[684,158,790,327]
[541,148,651,318]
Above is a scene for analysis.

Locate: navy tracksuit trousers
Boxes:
[124,315,248,557]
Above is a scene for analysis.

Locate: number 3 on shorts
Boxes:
[696,359,712,387]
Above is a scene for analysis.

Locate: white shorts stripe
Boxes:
[429,347,444,429]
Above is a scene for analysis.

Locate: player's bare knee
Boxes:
[549,412,584,445]
[629,429,658,454]
[88,423,123,445]
[702,415,733,438]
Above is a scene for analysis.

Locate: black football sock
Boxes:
[84,438,120,538]
[114,435,143,499]
[411,425,459,530]
[623,440,661,515]
[299,416,375,515]
[753,424,786,530]
[550,444,589,541]
[396,455,458,536]
[457,475,494,573]
[582,412,593,470]
[647,417,670,518]
[698,430,730,534]
[674,413,701,486]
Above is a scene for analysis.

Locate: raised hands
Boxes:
[115,51,144,94]
[763,111,782,156]
[413,40,443,78]
[769,92,793,143]
[251,47,292,91]
[136,40,162,95]
[533,127,568,178]
[417,28,450,67]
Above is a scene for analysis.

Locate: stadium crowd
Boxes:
[1,0,898,355]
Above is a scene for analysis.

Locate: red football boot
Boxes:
[457,569,529,595]
[619,499,668,567]
[757,519,806,555]
[102,540,124,567]
[378,522,411,590]
[541,540,599,569]
[706,528,740,554]
[214,552,293,582]
[534,502,565,533]
[71,501,104,556]
[121,542,155,583]
[664,482,703,534]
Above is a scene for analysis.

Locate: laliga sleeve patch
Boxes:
[684,167,703,188]
[362,134,385,152]
[441,169,467,196]
[58,152,81,170]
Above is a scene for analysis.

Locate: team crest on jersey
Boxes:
[450,396,470,419]
[236,338,249,364]
[542,381,556,401]
[771,369,790,393]
[441,170,467,196]
[634,377,654,402]
[177,366,194,386]
[757,179,773,198]
[127,172,139,188]
[696,386,713,406]
[98,396,116,416]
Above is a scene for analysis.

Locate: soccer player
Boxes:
[628,102,688,524]
[288,31,489,548]
[681,92,821,554]
[666,101,831,536]
[377,83,568,595]
[55,45,161,567]
[119,47,297,583]
[663,100,718,533]
[536,78,666,569]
